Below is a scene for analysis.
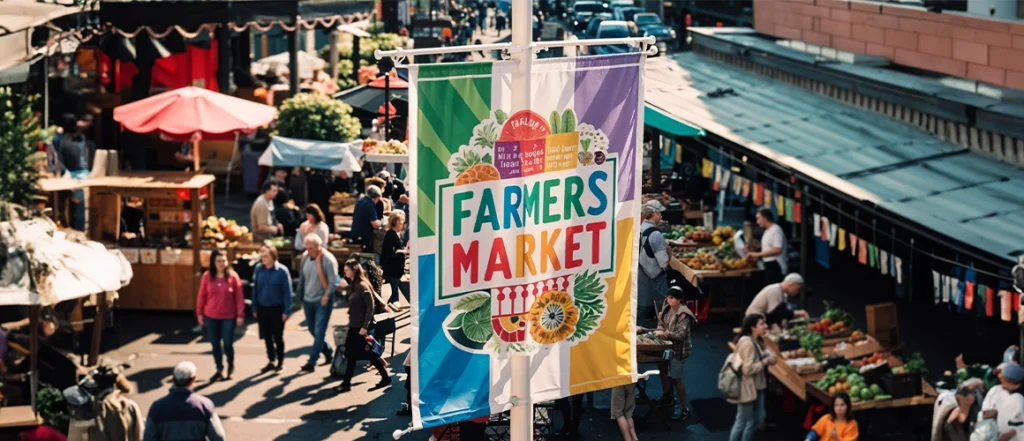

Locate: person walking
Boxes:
[294,204,330,252]
[729,314,776,441]
[335,259,391,393]
[638,201,669,329]
[656,286,696,420]
[381,211,410,308]
[610,383,638,441]
[143,361,226,441]
[252,245,292,373]
[745,208,787,285]
[195,249,244,381]
[296,235,339,373]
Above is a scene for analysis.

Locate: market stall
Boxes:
[665,224,759,320]
[39,173,236,311]
[0,207,133,427]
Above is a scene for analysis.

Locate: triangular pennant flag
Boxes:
[820,217,829,240]
[941,275,951,303]
[933,271,941,304]
[776,195,785,214]
[880,250,889,275]
[742,179,751,198]
[813,214,821,238]
[829,223,838,247]
[722,170,732,191]
[868,244,877,267]
[753,183,764,205]
[785,199,794,222]
[713,165,722,191]
[954,277,964,308]
[894,257,902,283]
[793,202,802,223]
[1000,290,1013,322]
[858,239,868,265]
[976,284,987,316]
[763,189,773,208]
[986,287,996,317]
[838,228,847,251]
[965,281,975,311]
[732,175,743,195]
[702,159,713,178]
[850,234,859,256]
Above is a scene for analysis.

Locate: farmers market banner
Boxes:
[408,53,645,429]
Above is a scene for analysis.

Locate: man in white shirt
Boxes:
[746,208,787,285]
[745,273,808,324]
[638,201,670,329]
[981,362,1024,441]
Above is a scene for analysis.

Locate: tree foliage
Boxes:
[0,88,50,204]
[274,93,361,142]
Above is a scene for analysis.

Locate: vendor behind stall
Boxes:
[746,208,787,285]
[745,273,808,325]
[120,197,145,241]
[251,181,283,241]
[638,201,670,329]
[980,362,1024,441]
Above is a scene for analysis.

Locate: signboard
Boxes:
[409,53,645,429]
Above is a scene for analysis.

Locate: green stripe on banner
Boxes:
[415,62,493,237]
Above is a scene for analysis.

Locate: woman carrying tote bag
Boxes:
[728,314,777,441]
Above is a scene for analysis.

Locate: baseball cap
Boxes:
[173,361,197,384]
[377,170,392,180]
[645,200,667,212]
[1004,363,1024,383]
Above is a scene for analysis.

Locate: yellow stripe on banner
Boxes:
[417,187,436,232]
[418,117,452,166]
[569,216,636,395]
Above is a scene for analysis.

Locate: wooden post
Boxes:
[799,186,808,310]
[191,188,202,309]
[89,292,108,366]
[28,306,39,416]
[288,24,300,97]
[192,139,201,172]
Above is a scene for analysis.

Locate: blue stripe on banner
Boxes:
[416,253,492,428]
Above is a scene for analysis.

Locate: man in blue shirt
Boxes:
[349,185,384,251]
[252,245,293,372]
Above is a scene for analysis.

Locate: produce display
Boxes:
[637,333,669,346]
[201,216,251,247]
[815,366,892,402]
[832,335,877,352]
[678,250,724,271]
[641,193,678,207]
[362,138,408,155]
[710,226,735,245]
[785,357,823,375]
[264,236,294,250]
[851,351,892,372]
[664,225,711,243]
[821,301,855,328]
[892,352,927,376]
[807,318,848,336]
[848,330,866,343]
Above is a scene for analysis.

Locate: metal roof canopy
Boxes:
[646,52,1024,264]
[100,0,372,29]
[0,0,88,71]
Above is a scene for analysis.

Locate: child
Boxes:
[610,383,638,441]
[807,392,859,441]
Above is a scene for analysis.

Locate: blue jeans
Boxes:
[387,277,409,304]
[729,390,765,441]
[205,318,236,372]
[303,301,333,366]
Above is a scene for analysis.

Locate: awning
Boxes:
[0,0,86,72]
[100,0,373,29]
[644,103,705,138]
[259,136,363,173]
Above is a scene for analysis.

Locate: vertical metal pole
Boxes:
[43,55,49,126]
[29,306,39,416]
[510,0,533,438]
[799,186,808,309]
[90,292,108,366]
[217,23,231,93]
[385,73,391,140]
[328,26,340,80]
[289,24,301,97]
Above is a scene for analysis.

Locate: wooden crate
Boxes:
[866,303,900,350]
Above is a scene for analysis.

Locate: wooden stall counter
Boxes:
[806,379,936,411]
[0,406,43,428]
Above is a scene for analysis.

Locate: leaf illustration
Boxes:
[561,110,576,134]
[447,312,465,329]
[495,109,509,125]
[472,122,498,149]
[453,292,490,312]
[462,306,494,343]
[569,270,606,343]
[451,150,483,174]
[482,153,493,164]
[569,314,600,343]
[573,270,604,304]
[580,138,591,152]
[549,111,561,135]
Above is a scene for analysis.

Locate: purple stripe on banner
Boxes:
[574,54,642,202]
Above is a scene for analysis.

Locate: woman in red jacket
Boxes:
[196,249,244,381]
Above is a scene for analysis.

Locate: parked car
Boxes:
[583,17,605,39]
[591,20,636,55]
[571,0,614,31]
[633,12,676,55]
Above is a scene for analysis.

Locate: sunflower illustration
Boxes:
[528,291,580,344]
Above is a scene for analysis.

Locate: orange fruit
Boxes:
[456,163,501,186]
[499,110,551,141]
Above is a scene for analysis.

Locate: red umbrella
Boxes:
[367,75,409,89]
[113,87,277,171]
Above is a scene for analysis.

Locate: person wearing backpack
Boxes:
[728,314,776,441]
[656,286,697,420]
[638,201,670,329]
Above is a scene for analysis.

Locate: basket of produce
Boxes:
[776,334,800,352]
[815,366,893,403]
[637,332,671,349]
[678,251,723,272]
[785,358,823,375]
[882,353,927,398]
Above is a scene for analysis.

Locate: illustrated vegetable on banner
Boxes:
[408,53,645,429]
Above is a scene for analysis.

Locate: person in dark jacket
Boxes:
[380,211,409,307]
[252,245,292,373]
[335,260,391,393]
[143,361,226,441]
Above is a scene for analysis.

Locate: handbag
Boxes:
[364,335,385,358]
